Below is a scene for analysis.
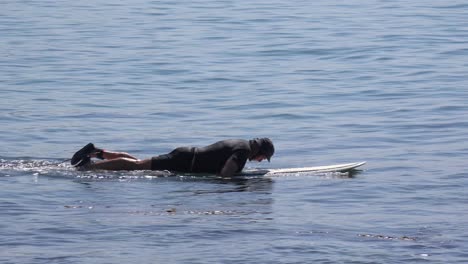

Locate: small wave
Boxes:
[359,233,417,241]
[0,158,178,180]
[0,158,68,171]
[0,158,77,178]
[127,208,254,216]
[435,4,468,9]
[0,158,68,169]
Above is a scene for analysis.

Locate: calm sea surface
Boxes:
[1,0,468,263]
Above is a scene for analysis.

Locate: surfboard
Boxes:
[239,161,366,177]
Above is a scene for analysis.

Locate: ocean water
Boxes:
[1,0,468,263]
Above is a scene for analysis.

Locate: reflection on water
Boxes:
[190,177,274,194]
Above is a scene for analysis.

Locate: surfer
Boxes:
[71,138,275,177]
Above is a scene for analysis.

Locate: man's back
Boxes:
[192,139,251,173]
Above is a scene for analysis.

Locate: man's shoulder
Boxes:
[201,139,249,151]
[218,139,250,149]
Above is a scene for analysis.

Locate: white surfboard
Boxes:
[239,161,366,177]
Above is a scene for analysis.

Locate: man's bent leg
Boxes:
[89,158,152,171]
[90,150,138,161]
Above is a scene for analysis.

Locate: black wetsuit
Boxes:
[151,139,251,174]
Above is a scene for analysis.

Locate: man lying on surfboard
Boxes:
[71,138,275,178]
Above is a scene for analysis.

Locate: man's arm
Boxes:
[219,156,240,178]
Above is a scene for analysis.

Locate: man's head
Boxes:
[250,138,275,162]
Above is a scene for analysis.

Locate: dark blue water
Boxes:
[1,0,468,263]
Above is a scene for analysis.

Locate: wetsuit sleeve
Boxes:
[219,157,238,178]
[219,151,248,177]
